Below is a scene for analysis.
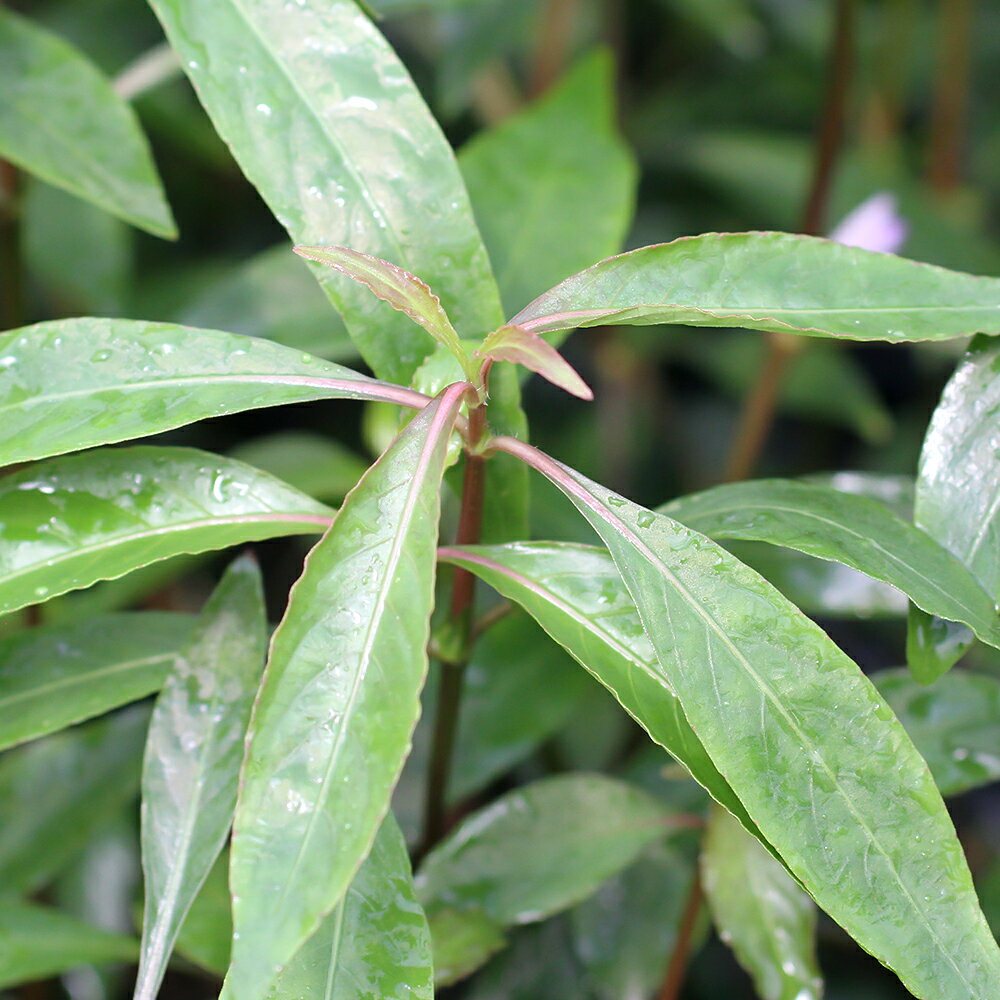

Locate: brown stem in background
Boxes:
[862,0,916,147]
[927,0,974,194]
[418,404,489,859]
[0,160,23,332]
[529,0,577,98]
[656,869,704,1000]
[723,0,856,483]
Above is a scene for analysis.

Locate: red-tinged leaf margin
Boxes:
[477,325,593,400]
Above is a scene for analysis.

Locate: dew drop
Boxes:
[90,349,112,363]
[256,103,273,117]
[606,496,626,508]
[636,510,656,528]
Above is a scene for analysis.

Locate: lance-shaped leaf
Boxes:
[0,612,193,751]
[0,709,147,894]
[295,246,475,380]
[135,557,267,1000]
[0,318,425,469]
[263,817,433,1000]
[459,49,636,317]
[438,543,755,836]
[147,0,503,384]
[228,384,468,1000]
[874,668,1000,797]
[416,774,677,927]
[0,446,333,615]
[429,908,506,987]
[477,326,593,400]
[659,479,1000,650]
[702,805,822,1000]
[0,8,174,237]
[493,437,1000,999]
[510,232,1000,342]
[0,900,139,991]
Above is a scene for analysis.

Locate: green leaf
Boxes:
[295,246,476,380]
[429,908,506,987]
[0,611,193,751]
[459,50,636,316]
[0,446,332,615]
[874,668,1000,797]
[570,840,697,1000]
[478,326,593,400]
[505,443,1000,998]
[511,233,1000,342]
[177,244,357,361]
[148,0,503,383]
[917,335,1000,600]
[0,318,423,469]
[135,556,267,1000]
[0,708,147,894]
[415,774,675,927]
[175,853,231,976]
[438,543,755,836]
[229,432,369,504]
[0,899,139,991]
[264,817,433,1000]
[228,385,467,1000]
[702,805,822,1000]
[659,479,1000,650]
[906,611,974,686]
[0,8,174,237]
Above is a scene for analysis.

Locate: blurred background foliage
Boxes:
[4,0,1000,998]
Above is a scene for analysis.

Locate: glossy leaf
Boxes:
[511,232,1000,342]
[429,908,506,987]
[702,805,822,1000]
[0,446,333,615]
[228,385,467,1000]
[0,8,174,237]
[917,334,1000,600]
[459,50,636,316]
[0,709,147,893]
[264,818,433,1000]
[499,439,1000,998]
[148,0,503,384]
[0,900,139,991]
[229,432,369,504]
[659,479,1000,650]
[135,557,267,1000]
[0,318,423,469]
[906,611,974,685]
[295,245,475,379]
[477,326,593,400]
[438,543,755,834]
[0,612,193,751]
[874,669,1000,797]
[415,774,675,926]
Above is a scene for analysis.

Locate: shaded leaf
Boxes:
[0,318,424,469]
[874,668,1000,797]
[295,245,474,379]
[702,805,822,1000]
[498,439,1000,998]
[478,326,593,400]
[459,50,636,316]
[135,557,267,1000]
[511,233,1000,343]
[659,478,1000,650]
[429,908,506,987]
[0,899,138,991]
[0,708,147,893]
[148,0,502,384]
[0,7,174,237]
[0,446,332,615]
[415,773,676,926]
[174,853,231,976]
[906,611,974,686]
[264,817,433,1000]
[438,543,755,835]
[228,385,467,999]
[0,612,193,751]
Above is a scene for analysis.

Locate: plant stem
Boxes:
[418,403,490,857]
[655,869,704,1000]
[927,0,974,194]
[0,160,23,332]
[529,0,577,98]
[113,42,182,101]
[723,0,856,483]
